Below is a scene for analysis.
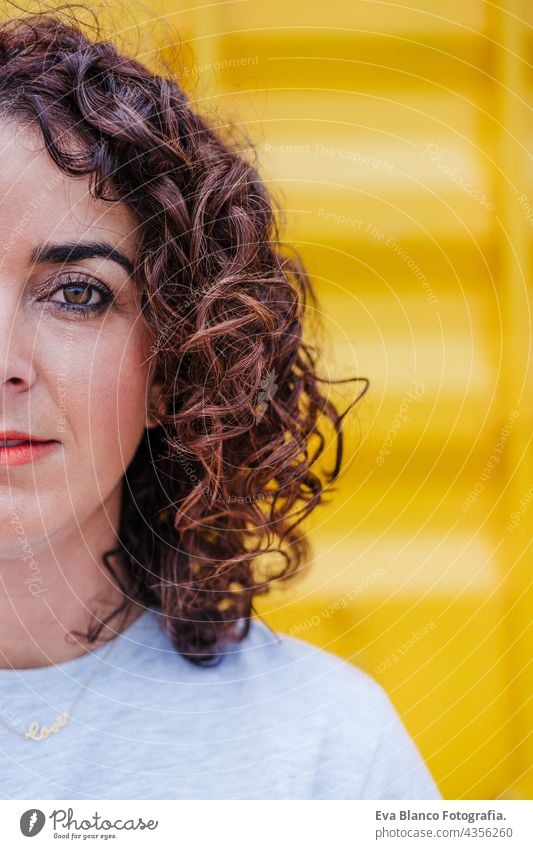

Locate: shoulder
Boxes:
[227,616,385,703]
[138,610,441,798]
[144,611,403,719]
[231,618,442,800]
[142,608,390,713]
[232,617,403,736]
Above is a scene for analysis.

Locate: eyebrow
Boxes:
[30,240,134,275]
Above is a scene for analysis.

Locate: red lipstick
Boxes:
[0,431,59,467]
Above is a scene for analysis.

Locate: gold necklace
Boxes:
[0,634,118,742]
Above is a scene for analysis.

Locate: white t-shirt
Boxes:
[0,607,441,799]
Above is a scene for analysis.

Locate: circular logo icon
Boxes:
[20,809,46,837]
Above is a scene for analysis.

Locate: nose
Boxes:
[0,292,38,393]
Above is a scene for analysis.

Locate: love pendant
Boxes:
[23,711,70,741]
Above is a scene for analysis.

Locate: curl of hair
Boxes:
[0,6,368,665]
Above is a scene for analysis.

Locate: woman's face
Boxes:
[0,120,160,551]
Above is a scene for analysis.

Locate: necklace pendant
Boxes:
[23,711,70,741]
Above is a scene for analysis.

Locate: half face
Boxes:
[0,118,161,553]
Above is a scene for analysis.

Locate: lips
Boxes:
[0,439,59,467]
[0,439,41,446]
[0,440,44,447]
[0,430,55,444]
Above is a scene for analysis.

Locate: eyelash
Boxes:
[43,275,115,319]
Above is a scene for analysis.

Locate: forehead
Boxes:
[0,119,138,258]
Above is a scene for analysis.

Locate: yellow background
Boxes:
[9,0,532,800]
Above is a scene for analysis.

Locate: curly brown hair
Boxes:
[0,5,367,664]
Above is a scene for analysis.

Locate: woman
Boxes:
[0,10,441,800]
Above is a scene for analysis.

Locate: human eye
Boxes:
[41,274,116,319]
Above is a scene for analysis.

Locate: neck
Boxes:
[0,490,144,670]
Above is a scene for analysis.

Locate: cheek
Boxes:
[0,326,153,546]
[63,328,151,480]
